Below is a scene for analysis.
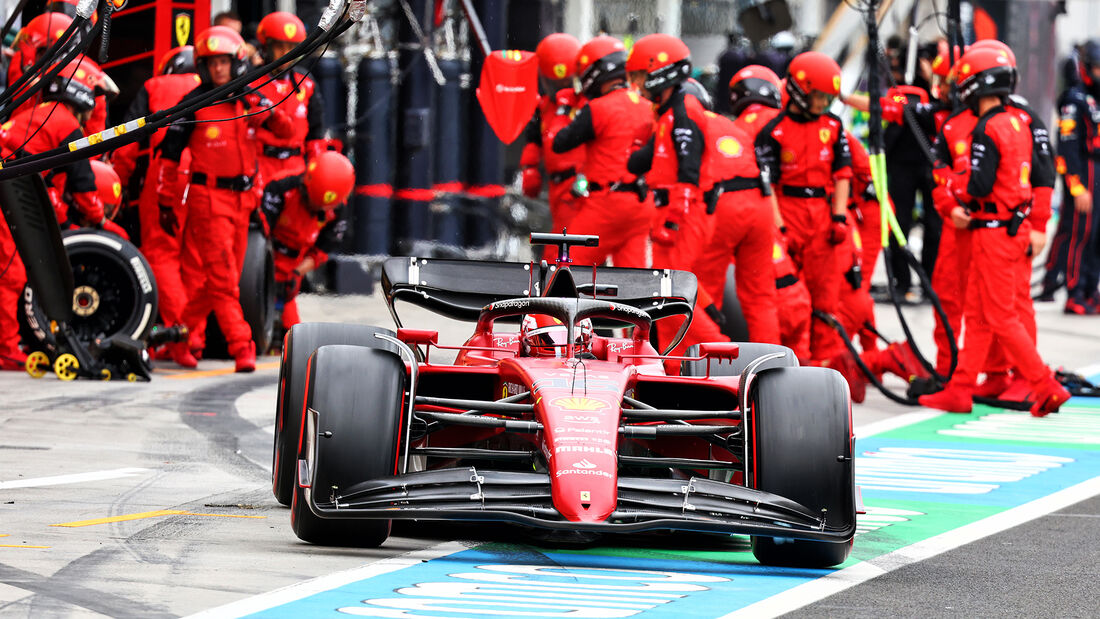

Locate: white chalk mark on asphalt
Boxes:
[183,541,470,619]
[0,467,152,490]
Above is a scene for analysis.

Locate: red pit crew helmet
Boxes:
[785,51,842,115]
[626,33,691,98]
[90,159,123,219]
[956,47,1015,108]
[194,26,250,84]
[576,35,627,99]
[536,33,582,81]
[304,151,355,211]
[157,46,196,76]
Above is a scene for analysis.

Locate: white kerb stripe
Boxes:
[0,467,151,489]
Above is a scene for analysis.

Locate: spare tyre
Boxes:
[203,229,276,358]
[20,229,158,351]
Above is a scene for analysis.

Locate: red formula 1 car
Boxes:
[271,234,856,567]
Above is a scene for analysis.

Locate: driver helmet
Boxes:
[520,315,593,357]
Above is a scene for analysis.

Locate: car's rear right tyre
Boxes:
[291,345,404,546]
[747,366,855,568]
[272,323,397,505]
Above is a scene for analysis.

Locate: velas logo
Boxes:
[284,23,298,39]
[553,63,568,79]
[553,397,609,412]
[715,136,742,157]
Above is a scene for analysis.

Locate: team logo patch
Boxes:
[284,23,298,39]
[207,37,219,52]
[955,141,967,155]
[553,63,568,79]
[716,136,742,157]
[112,183,122,199]
[1020,162,1031,186]
[1009,116,1021,132]
[627,91,640,104]
[579,54,588,66]
[552,396,610,412]
[657,51,668,63]
[833,75,841,91]
[323,190,338,204]
[205,127,220,139]
[744,112,757,124]
[796,70,806,81]
[819,128,832,143]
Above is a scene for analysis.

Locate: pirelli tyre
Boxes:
[291,344,405,546]
[680,342,798,377]
[272,323,399,505]
[748,366,855,568]
[20,229,157,351]
[204,229,276,358]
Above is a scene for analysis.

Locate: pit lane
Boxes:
[0,292,1097,618]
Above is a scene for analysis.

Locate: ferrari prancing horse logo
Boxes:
[175,13,191,47]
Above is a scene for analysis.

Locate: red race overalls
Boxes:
[552,85,654,268]
[158,86,293,359]
[755,109,852,363]
[254,68,326,196]
[263,178,346,329]
[112,72,203,328]
[521,88,587,232]
[691,110,781,345]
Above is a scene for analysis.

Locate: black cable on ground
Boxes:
[883,244,957,383]
[813,309,921,405]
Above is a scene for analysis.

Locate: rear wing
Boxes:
[381,257,697,327]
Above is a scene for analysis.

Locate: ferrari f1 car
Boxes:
[271,234,856,567]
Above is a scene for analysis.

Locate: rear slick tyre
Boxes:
[748,366,855,568]
[290,345,405,546]
[272,323,397,505]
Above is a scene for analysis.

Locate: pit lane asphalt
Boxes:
[0,291,1097,617]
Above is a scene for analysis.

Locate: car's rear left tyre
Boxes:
[291,345,405,546]
[747,366,855,568]
[680,342,798,377]
[272,323,397,505]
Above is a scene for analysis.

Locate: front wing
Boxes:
[299,466,854,542]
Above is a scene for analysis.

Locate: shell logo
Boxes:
[323,190,338,204]
[579,54,588,66]
[819,128,831,143]
[112,182,122,199]
[716,136,742,157]
[284,24,298,39]
[657,51,668,63]
[954,141,966,155]
[795,70,805,81]
[780,150,796,163]
[552,396,609,411]
[553,63,568,79]
[960,63,970,76]
[205,127,220,139]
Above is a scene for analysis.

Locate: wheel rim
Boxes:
[25,351,50,378]
[54,354,79,381]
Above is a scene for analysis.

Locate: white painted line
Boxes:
[184,541,469,619]
[1076,363,1100,380]
[0,468,152,490]
[721,474,1100,619]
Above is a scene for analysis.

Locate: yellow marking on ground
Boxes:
[0,544,51,549]
[51,510,267,527]
[161,361,279,380]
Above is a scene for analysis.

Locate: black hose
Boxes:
[883,244,957,382]
[812,309,921,406]
[0,17,105,120]
[0,0,34,43]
